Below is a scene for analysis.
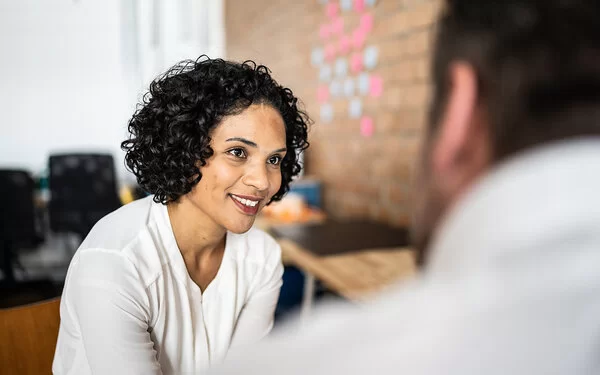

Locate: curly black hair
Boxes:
[121,56,311,204]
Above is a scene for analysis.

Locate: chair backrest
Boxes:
[0,297,61,375]
[48,153,121,237]
[0,169,37,242]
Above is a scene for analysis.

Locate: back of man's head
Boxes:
[431,0,600,161]
[413,0,600,265]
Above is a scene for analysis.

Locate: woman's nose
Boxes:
[241,163,270,192]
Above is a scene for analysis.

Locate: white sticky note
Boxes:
[311,47,325,67]
[358,72,370,96]
[363,45,379,70]
[320,103,334,123]
[340,0,353,11]
[348,98,363,118]
[330,80,343,97]
[319,64,333,81]
[343,77,355,97]
[365,0,377,6]
[334,57,348,78]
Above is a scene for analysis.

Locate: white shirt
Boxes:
[212,139,600,375]
[53,196,284,375]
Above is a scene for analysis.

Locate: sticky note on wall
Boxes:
[360,13,374,34]
[340,0,353,11]
[319,64,332,81]
[369,74,383,97]
[311,47,325,67]
[360,116,374,137]
[363,45,379,69]
[352,28,367,49]
[354,0,366,13]
[326,2,339,18]
[325,43,337,61]
[350,52,364,73]
[338,34,352,55]
[349,98,363,118]
[358,72,370,95]
[320,103,334,123]
[335,58,349,77]
[317,85,330,104]
[331,17,344,35]
[330,80,343,97]
[343,78,355,97]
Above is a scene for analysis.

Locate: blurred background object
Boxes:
[0,169,44,284]
[48,153,121,248]
[0,169,58,308]
[0,297,61,374]
[259,177,324,225]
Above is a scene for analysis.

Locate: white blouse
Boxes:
[53,196,284,375]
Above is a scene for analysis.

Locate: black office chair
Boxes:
[48,153,121,244]
[0,169,45,284]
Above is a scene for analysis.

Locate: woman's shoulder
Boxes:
[81,196,156,251]
[71,196,168,287]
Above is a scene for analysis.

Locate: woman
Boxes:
[53,56,310,374]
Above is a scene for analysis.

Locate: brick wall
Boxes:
[225,0,442,227]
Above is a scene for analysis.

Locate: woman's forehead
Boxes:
[211,104,286,142]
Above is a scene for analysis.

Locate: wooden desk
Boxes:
[278,238,416,303]
[267,220,416,318]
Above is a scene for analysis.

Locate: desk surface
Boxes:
[257,218,416,302]
[279,238,416,302]
[270,220,410,256]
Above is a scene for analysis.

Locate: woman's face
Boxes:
[184,103,287,234]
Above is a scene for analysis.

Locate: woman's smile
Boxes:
[229,193,263,215]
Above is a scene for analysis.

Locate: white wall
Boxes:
[0,0,133,179]
[0,0,225,182]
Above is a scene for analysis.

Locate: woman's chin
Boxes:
[226,219,256,234]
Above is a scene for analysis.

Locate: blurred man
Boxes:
[214,0,600,373]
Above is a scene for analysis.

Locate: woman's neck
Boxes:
[166,197,226,262]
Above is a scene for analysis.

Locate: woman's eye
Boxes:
[268,155,282,166]
[228,148,246,158]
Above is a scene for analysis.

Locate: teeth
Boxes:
[232,195,259,208]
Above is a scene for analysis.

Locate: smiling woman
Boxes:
[52,56,311,375]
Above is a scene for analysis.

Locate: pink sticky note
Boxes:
[352,28,367,49]
[369,74,383,97]
[350,52,364,73]
[360,13,374,34]
[360,116,374,137]
[338,35,352,55]
[331,17,344,35]
[317,85,330,104]
[326,2,340,18]
[354,0,366,13]
[325,43,337,62]
[319,24,330,40]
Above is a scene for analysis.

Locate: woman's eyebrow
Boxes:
[226,137,257,147]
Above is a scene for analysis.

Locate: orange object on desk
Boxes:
[261,193,326,224]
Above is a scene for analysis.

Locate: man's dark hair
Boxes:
[430,0,600,161]
[121,56,310,204]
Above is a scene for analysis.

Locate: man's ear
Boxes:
[432,62,479,175]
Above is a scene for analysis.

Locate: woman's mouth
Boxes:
[230,194,262,215]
